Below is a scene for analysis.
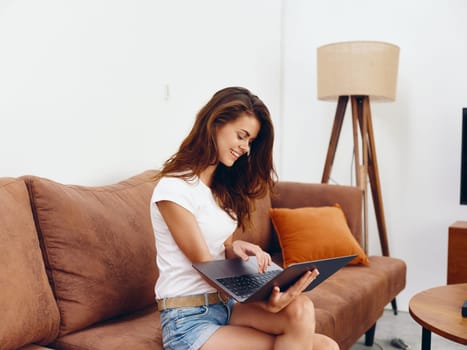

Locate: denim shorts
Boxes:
[159,297,234,350]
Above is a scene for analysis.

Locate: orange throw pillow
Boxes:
[269,205,369,267]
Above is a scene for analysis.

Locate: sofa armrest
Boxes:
[272,182,363,246]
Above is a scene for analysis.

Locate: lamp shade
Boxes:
[317,41,399,101]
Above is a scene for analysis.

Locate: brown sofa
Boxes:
[0,170,406,350]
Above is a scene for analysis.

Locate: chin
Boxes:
[220,158,236,168]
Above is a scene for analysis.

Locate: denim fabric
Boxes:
[160,298,234,350]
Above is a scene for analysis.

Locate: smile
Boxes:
[230,149,241,160]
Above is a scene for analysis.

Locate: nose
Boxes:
[240,142,250,155]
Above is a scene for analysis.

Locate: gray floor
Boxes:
[349,309,466,350]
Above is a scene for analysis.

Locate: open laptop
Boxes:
[193,254,356,303]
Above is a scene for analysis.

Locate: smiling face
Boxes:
[215,112,261,167]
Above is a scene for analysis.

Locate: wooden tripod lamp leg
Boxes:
[322,95,397,315]
[364,98,390,257]
[351,96,369,253]
[321,96,349,183]
[354,97,390,257]
[322,95,390,259]
[351,97,390,257]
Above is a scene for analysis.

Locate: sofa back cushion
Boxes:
[23,170,159,336]
[0,178,60,349]
[232,194,273,251]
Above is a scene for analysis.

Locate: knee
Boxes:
[331,339,340,350]
[327,337,340,350]
[284,295,316,332]
[317,335,340,350]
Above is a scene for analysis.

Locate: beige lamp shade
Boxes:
[317,41,400,101]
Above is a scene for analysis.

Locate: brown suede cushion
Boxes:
[0,178,60,349]
[308,256,406,350]
[232,194,272,251]
[23,170,159,336]
[53,305,162,350]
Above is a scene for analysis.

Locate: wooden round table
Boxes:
[409,283,467,349]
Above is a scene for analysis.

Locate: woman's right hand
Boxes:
[260,268,320,313]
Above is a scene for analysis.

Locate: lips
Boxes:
[230,149,241,160]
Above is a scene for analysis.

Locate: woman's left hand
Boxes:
[231,240,272,272]
[262,268,319,313]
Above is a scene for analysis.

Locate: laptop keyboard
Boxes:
[216,270,281,299]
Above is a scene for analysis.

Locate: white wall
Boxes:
[2,0,466,314]
[281,0,467,311]
[0,0,283,185]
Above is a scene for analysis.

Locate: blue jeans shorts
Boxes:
[159,296,235,350]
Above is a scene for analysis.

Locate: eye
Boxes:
[237,132,247,141]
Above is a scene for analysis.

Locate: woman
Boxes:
[150,87,339,350]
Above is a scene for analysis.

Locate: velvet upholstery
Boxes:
[232,194,272,251]
[234,180,405,349]
[308,256,406,349]
[0,178,60,350]
[0,171,405,350]
[53,305,162,350]
[22,170,159,337]
[270,182,406,348]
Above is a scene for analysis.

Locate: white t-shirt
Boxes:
[150,176,237,299]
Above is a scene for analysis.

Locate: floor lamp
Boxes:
[317,41,399,258]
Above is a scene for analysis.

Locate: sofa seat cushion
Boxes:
[53,305,162,350]
[0,178,60,349]
[23,170,160,336]
[306,256,406,350]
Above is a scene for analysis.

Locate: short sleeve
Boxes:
[152,177,196,214]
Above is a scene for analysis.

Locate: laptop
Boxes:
[193,254,356,303]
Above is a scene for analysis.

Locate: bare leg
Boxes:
[201,295,339,350]
[313,334,340,350]
[201,325,275,350]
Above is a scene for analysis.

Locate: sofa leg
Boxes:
[391,298,398,315]
[365,323,376,346]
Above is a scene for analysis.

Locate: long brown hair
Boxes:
[156,86,276,229]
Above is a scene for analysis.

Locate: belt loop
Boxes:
[204,293,209,306]
[218,292,228,305]
[162,298,167,310]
